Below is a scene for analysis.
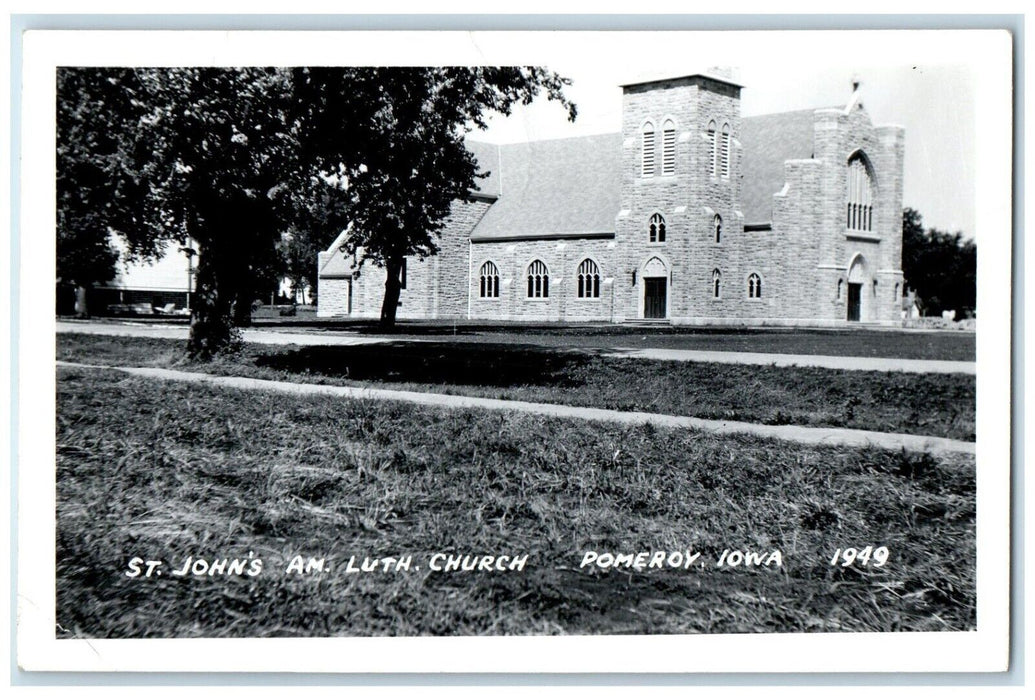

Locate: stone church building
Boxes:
[317,72,905,326]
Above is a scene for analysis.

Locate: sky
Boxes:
[475,60,978,240]
[32,28,998,244]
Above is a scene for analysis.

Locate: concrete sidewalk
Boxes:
[58,361,975,456]
[57,320,975,375]
[604,347,975,375]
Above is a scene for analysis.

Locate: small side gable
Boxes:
[318,229,355,279]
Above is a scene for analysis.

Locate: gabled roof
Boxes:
[738,109,818,225]
[318,228,355,277]
[320,108,828,259]
[468,133,623,240]
[461,108,825,238]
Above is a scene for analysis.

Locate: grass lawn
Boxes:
[58,333,976,441]
[57,367,975,638]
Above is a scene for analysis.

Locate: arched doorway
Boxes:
[642,256,668,319]
[644,278,667,319]
[846,254,869,322]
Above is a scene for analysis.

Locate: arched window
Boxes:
[479,261,499,298]
[712,269,721,298]
[707,120,717,176]
[713,214,723,243]
[649,213,666,243]
[748,273,762,299]
[641,121,656,177]
[720,123,731,178]
[846,153,874,231]
[894,282,901,300]
[527,260,549,298]
[837,279,844,300]
[661,119,676,175]
[577,259,600,298]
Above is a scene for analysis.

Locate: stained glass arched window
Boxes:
[748,272,762,299]
[527,260,549,298]
[479,261,499,298]
[846,152,874,232]
[649,213,666,243]
[577,259,600,298]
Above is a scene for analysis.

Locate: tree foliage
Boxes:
[57,66,575,353]
[902,207,976,317]
[56,70,127,314]
[274,170,354,306]
[291,67,576,327]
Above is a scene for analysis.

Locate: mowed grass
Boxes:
[58,333,976,440]
[57,367,976,638]
[238,319,976,362]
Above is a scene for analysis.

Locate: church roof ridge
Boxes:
[466,131,621,148]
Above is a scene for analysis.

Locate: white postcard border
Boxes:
[16,28,1014,674]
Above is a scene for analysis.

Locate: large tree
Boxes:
[902,207,976,317]
[59,67,311,356]
[57,66,575,354]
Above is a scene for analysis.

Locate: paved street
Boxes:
[56,320,392,347]
[604,347,975,375]
[57,320,976,374]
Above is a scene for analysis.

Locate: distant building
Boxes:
[318,72,907,326]
[279,276,313,305]
[56,234,196,316]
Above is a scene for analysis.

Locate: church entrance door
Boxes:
[847,283,862,322]
[644,278,667,319]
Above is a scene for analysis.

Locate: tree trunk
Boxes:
[74,285,90,318]
[233,287,254,328]
[379,256,403,331]
[187,253,242,359]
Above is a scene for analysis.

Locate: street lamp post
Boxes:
[180,239,197,312]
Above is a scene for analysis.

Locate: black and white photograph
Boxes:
[14,25,1013,675]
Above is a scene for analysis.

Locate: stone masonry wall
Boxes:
[431,199,493,319]
[793,107,905,324]
[470,238,618,322]
[316,277,350,317]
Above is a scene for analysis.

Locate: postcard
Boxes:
[16,26,1013,674]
